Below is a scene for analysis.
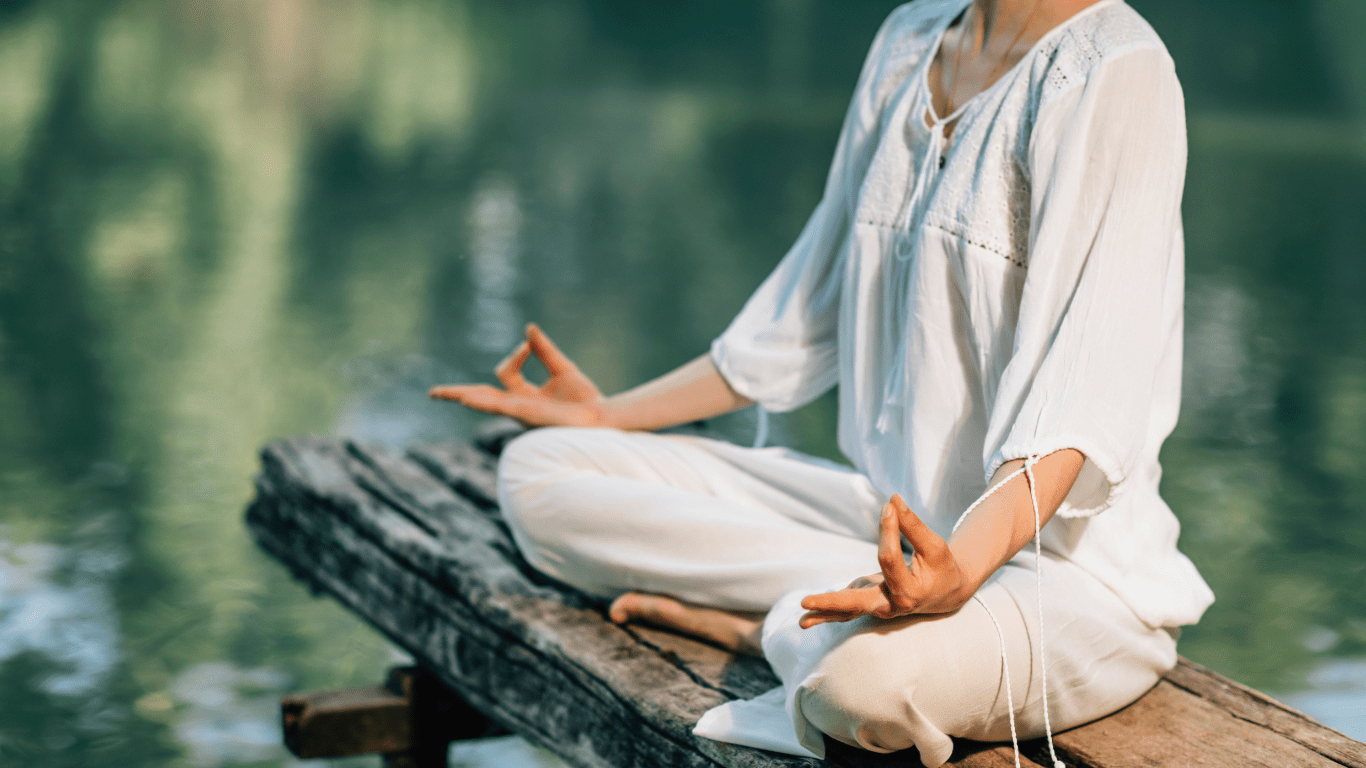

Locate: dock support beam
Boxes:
[281,666,507,767]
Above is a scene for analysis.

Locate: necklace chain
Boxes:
[944,0,1045,118]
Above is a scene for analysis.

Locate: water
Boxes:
[0,1,1362,765]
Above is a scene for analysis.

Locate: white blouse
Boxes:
[710,0,1213,628]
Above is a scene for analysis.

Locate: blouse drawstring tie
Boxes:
[875,109,965,435]
[952,455,1066,768]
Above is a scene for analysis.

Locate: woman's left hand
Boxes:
[799,494,972,629]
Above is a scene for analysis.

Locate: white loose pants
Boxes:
[497,427,1178,767]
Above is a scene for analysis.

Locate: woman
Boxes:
[431,0,1214,765]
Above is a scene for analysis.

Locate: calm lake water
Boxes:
[1,0,1364,765]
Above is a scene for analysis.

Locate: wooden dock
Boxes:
[245,425,1366,768]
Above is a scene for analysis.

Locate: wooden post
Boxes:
[281,665,506,767]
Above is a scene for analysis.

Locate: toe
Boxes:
[608,592,639,624]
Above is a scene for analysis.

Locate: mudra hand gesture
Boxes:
[799,493,971,628]
[429,324,605,428]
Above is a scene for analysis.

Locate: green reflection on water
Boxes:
[0,0,1363,765]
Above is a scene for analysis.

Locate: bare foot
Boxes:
[609,592,766,657]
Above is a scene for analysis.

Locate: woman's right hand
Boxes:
[429,324,606,428]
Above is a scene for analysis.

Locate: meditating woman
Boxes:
[431,0,1214,764]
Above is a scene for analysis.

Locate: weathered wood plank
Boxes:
[247,435,1366,768]
[253,451,754,768]
[1164,658,1366,767]
[250,437,1036,768]
[1051,680,1344,768]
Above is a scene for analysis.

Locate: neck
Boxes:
[969,0,1041,46]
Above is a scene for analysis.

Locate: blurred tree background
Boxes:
[0,0,1362,765]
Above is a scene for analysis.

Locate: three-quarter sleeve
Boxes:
[710,8,910,413]
[983,46,1187,516]
[709,198,845,412]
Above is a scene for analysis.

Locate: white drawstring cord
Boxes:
[1024,457,1066,768]
[974,593,1021,768]
[950,465,1028,535]
[955,456,1065,768]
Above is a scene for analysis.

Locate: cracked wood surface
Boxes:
[246,432,1366,768]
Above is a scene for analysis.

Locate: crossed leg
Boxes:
[496,426,886,652]
[497,426,1177,767]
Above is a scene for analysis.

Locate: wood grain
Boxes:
[246,436,1364,768]
[1163,659,1366,767]
[1051,680,1344,768]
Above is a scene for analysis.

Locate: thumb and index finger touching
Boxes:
[492,324,577,390]
[525,323,578,375]
[493,339,535,394]
[431,323,574,401]
[497,323,574,386]
[888,493,951,567]
[876,494,947,598]
[799,495,920,617]
[877,494,917,600]
[798,494,948,625]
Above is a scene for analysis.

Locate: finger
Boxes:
[799,610,861,629]
[456,388,592,428]
[494,341,536,393]
[800,585,886,615]
[526,323,577,375]
[432,384,510,411]
[428,384,485,401]
[891,493,952,567]
[877,500,916,601]
[443,386,552,423]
